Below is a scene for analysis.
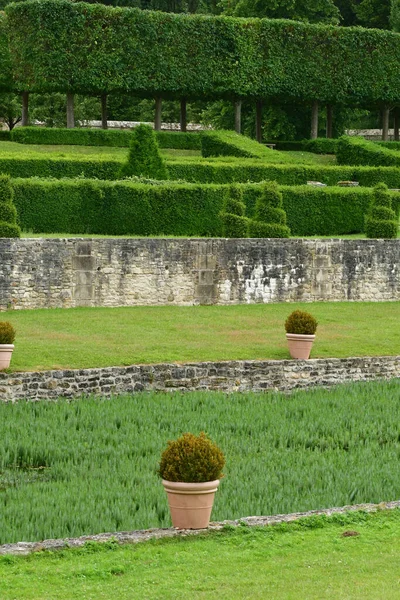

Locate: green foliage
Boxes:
[0,154,120,179]
[391,0,400,31]
[119,124,169,180]
[249,181,290,238]
[365,182,398,239]
[0,174,20,238]
[158,432,225,483]
[304,138,338,154]
[168,159,400,188]
[201,130,273,159]
[0,321,16,344]
[285,310,318,334]
[220,184,249,237]
[1,381,400,542]
[11,126,201,150]
[6,0,400,106]
[337,136,400,167]
[222,0,340,24]
[12,178,399,236]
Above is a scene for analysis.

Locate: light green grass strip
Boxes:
[0,509,399,599]
[3,302,400,371]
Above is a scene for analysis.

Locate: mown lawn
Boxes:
[2,302,399,371]
[0,509,399,599]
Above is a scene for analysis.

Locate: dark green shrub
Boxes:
[0,131,11,141]
[119,124,169,180]
[248,181,290,238]
[0,174,20,238]
[201,131,273,159]
[158,432,225,483]
[0,321,16,344]
[365,183,398,239]
[304,138,338,154]
[337,136,400,167]
[285,310,318,335]
[220,184,249,238]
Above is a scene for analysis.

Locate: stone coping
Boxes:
[1,500,399,556]
[0,356,399,401]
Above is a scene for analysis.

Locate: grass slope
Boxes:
[3,302,400,372]
[0,508,399,599]
[1,381,400,544]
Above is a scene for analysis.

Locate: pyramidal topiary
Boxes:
[365,182,398,239]
[248,181,290,238]
[0,174,21,238]
[119,124,169,180]
[220,184,249,238]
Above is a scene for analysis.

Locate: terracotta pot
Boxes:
[286,333,315,360]
[0,344,14,370]
[162,479,220,529]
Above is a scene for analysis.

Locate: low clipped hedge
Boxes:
[0,154,120,179]
[304,138,338,154]
[201,130,274,159]
[11,127,202,150]
[168,159,400,188]
[12,178,399,237]
[337,136,400,167]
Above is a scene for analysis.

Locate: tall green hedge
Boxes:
[12,178,399,236]
[6,0,400,105]
[11,126,202,149]
[337,136,400,167]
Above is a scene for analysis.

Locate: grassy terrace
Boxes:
[1,509,399,599]
[3,302,400,372]
[1,381,400,545]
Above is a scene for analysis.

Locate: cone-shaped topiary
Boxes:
[0,174,20,238]
[365,182,398,239]
[158,432,225,483]
[119,124,169,180]
[248,180,290,238]
[220,184,249,237]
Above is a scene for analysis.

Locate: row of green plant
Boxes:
[6,1,400,106]
[201,130,275,159]
[12,178,398,236]
[10,126,202,150]
[0,380,399,544]
[337,136,400,167]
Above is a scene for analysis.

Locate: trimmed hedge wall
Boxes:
[304,138,338,154]
[12,178,399,237]
[201,130,274,159]
[0,155,120,179]
[168,160,400,188]
[11,127,202,150]
[6,0,400,105]
[337,136,400,167]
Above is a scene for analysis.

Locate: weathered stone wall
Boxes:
[0,238,399,310]
[1,356,399,401]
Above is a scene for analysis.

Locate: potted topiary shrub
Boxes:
[158,432,225,530]
[0,321,16,369]
[285,310,317,360]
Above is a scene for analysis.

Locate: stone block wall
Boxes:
[0,238,399,310]
[1,357,399,401]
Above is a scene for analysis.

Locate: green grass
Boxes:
[1,381,400,545]
[0,509,399,599]
[3,302,400,371]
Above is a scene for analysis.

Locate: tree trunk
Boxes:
[66,93,75,129]
[21,92,29,126]
[310,100,319,139]
[180,98,187,132]
[154,97,162,131]
[394,107,399,142]
[234,100,241,134]
[326,104,333,138]
[255,100,263,143]
[101,94,108,130]
[382,106,390,141]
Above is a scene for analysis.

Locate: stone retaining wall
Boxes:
[1,356,399,401]
[0,238,399,310]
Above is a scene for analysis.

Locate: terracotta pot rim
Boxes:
[162,479,220,494]
[0,344,14,350]
[285,333,315,341]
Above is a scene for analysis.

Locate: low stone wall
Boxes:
[1,356,399,401]
[0,238,399,310]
